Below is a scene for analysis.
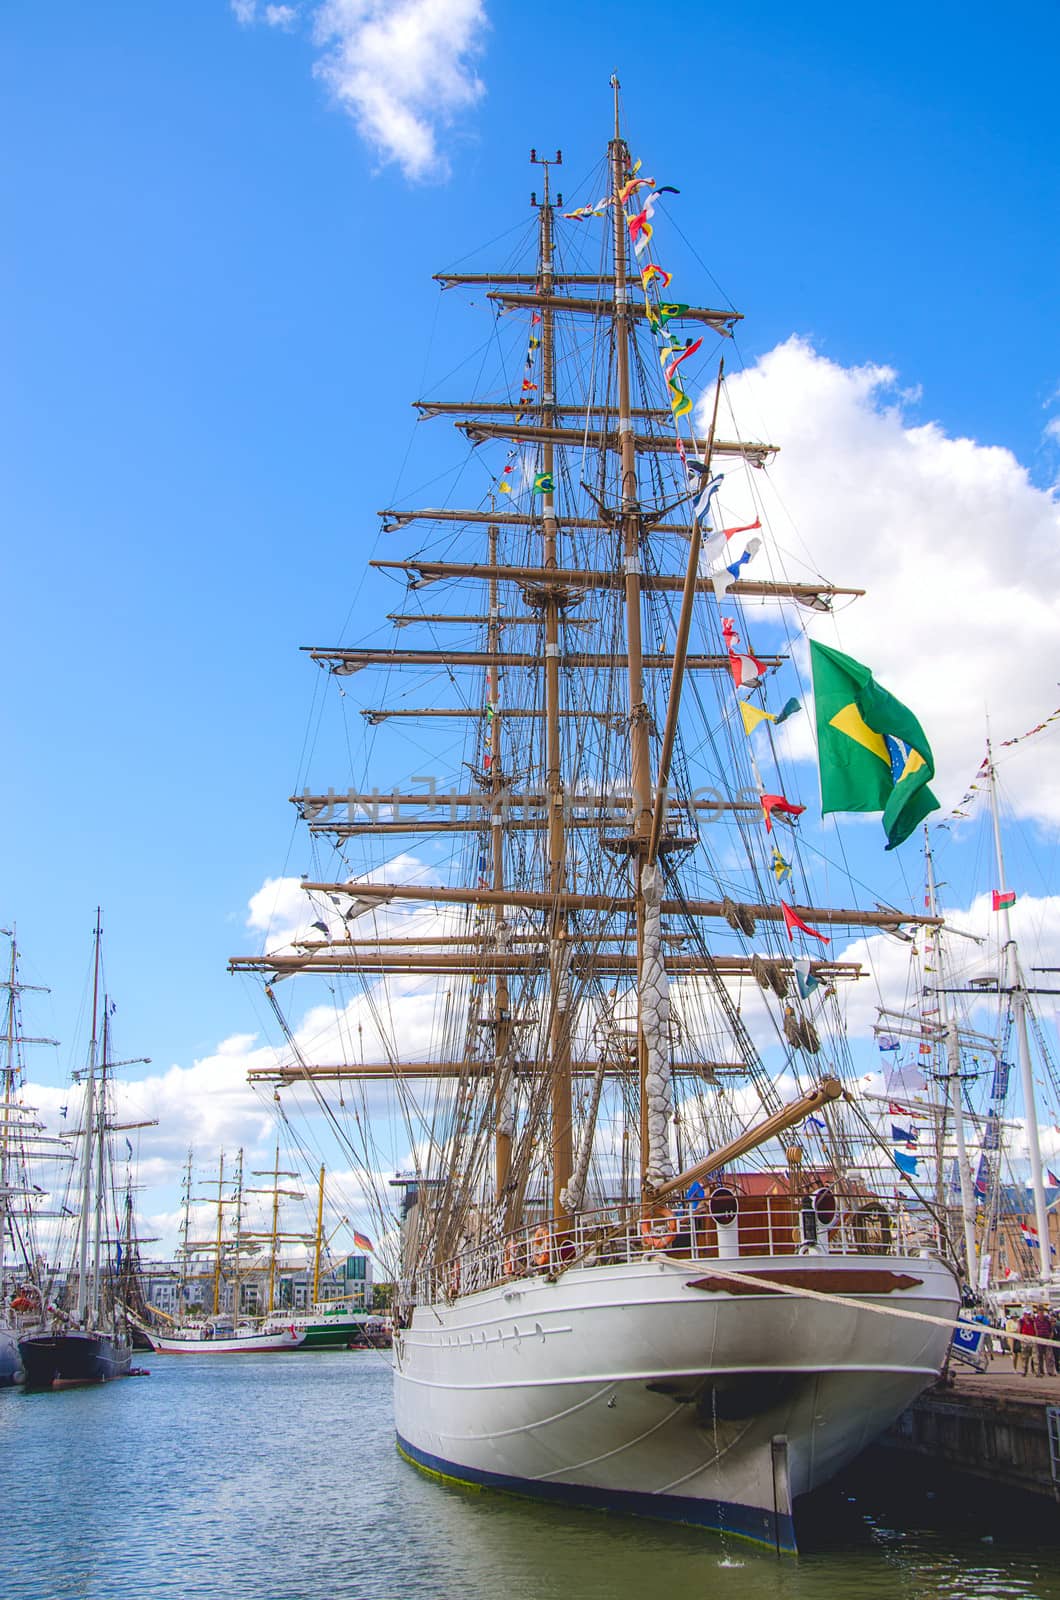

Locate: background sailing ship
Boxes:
[19,914,150,1387]
[0,930,69,1382]
[871,737,1060,1308]
[232,93,969,1550]
[136,1141,385,1353]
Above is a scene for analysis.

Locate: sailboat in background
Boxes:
[147,1144,353,1353]
[19,913,143,1387]
[0,929,70,1383]
[930,735,1060,1302]
[141,1146,279,1352]
[872,725,1060,1311]
[277,1163,391,1349]
[869,831,1007,1304]
[115,1177,161,1350]
[977,735,1059,1297]
[233,88,962,1552]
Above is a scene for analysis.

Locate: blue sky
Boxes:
[3,0,1060,1243]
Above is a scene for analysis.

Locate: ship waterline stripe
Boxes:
[394,1433,796,1554]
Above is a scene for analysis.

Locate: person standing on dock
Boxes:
[1033,1306,1053,1376]
[1018,1309,1036,1375]
[1005,1309,1022,1372]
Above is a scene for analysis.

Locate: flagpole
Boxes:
[986,736,1052,1284]
[924,829,978,1288]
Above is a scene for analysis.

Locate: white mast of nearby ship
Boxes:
[986,738,1052,1283]
[924,835,979,1285]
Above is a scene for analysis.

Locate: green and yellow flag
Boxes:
[810,640,939,850]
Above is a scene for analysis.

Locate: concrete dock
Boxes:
[883,1352,1060,1501]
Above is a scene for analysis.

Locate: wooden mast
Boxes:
[253,880,939,929]
[535,150,574,1225]
[370,555,858,605]
[609,81,655,1189]
[76,910,102,1326]
[232,1146,244,1314]
[246,1144,302,1315]
[647,363,724,866]
[487,520,513,1203]
[177,1148,192,1314]
[267,1143,281,1315]
[310,645,773,670]
[211,1149,226,1317]
[312,1163,325,1305]
[92,1004,111,1327]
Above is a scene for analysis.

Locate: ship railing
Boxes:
[411,1195,945,1307]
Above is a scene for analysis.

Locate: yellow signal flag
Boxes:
[739,702,777,736]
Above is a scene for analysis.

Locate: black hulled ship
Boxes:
[19,913,135,1387]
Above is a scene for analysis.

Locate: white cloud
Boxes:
[232,0,488,180]
[231,0,300,23]
[705,338,1060,826]
[246,874,311,940]
[313,0,487,180]
[1045,417,1060,445]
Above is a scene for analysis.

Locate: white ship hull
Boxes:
[394,1251,958,1552]
[148,1327,305,1354]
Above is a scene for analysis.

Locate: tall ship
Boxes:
[233,88,961,1551]
[146,1147,343,1352]
[19,914,142,1386]
[0,930,69,1382]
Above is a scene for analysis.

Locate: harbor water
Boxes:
[4,1351,1060,1600]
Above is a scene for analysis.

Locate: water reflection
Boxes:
[1,1353,1058,1600]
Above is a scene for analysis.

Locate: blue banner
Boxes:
[991,1060,1012,1101]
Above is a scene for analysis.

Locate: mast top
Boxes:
[529,147,562,210]
[610,73,621,141]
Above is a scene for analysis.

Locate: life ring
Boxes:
[503,1237,519,1277]
[639,1206,679,1252]
[531,1225,551,1269]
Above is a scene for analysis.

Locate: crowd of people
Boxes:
[1003,1306,1060,1376]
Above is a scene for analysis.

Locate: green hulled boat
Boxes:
[292,1301,390,1349]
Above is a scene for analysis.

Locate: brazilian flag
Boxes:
[810,640,939,850]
